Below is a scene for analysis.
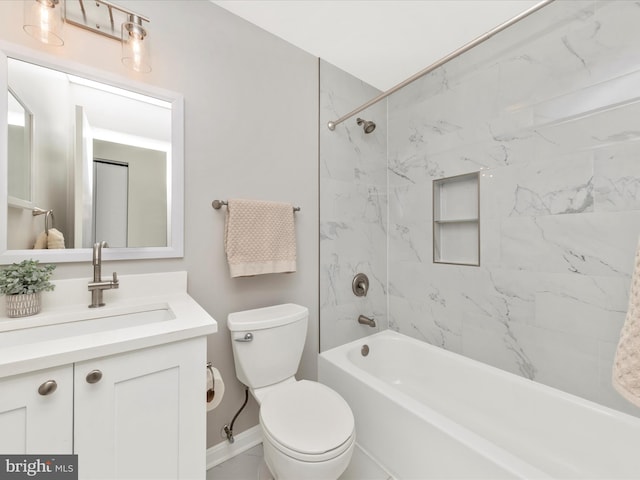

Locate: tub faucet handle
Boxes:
[352,273,369,297]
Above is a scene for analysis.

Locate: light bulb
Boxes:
[121,15,151,73]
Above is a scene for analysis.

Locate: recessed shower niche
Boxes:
[433,172,480,266]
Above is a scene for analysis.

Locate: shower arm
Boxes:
[326,0,556,131]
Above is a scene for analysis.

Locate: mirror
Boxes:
[7,87,33,208]
[0,46,184,263]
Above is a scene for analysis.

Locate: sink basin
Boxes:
[0,305,175,348]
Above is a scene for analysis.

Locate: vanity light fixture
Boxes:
[22,0,152,73]
[121,13,151,73]
[23,0,65,46]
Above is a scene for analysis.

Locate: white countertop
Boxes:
[0,271,217,378]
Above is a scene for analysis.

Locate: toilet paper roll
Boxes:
[206,365,225,411]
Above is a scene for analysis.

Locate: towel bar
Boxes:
[212,200,300,212]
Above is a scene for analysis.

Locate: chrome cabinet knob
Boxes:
[38,380,58,396]
[86,369,103,384]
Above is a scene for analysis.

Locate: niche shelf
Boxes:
[433,172,480,266]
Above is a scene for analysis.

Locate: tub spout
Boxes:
[358,315,376,328]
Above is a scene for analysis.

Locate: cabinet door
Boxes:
[74,338,206,479]
[0,365,73,453]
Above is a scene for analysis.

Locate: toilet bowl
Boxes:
[228,304,355,480]
[260,380,355,480]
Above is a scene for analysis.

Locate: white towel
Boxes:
[613,237,640,408]
[47,228,65,249]
[224,198,297,278]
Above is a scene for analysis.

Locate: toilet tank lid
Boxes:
[228,303,308,331]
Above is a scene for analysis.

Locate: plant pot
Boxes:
[6,292,41,318]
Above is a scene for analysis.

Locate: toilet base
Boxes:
[262,436,355,480]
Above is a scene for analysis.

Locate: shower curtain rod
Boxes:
[326,0,556,131]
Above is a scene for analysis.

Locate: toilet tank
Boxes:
[228,304,308,389]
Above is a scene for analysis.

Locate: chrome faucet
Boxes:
[88,241,119,308]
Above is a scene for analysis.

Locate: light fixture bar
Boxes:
[63,0,149,41]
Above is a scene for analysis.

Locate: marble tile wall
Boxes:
[319,60,388,351]
[387,0,640,415]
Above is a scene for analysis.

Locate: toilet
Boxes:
[228,304,355,480]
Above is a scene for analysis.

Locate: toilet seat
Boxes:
[259,380,355,463]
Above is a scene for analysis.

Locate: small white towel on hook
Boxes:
[613,236,640,408]
[224,198,297,277]
[47,228,65,249]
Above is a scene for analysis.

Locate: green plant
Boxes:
[0,260,56,295]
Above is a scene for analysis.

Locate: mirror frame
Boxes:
[0,41,184,263]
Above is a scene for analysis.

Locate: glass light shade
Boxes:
[121,16,151,73]
[23,0,64,46]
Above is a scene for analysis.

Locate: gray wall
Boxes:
[0,0,319,448]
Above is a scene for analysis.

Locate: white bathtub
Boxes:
[318,330,640,479]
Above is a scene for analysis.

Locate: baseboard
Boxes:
[206,425,263,469]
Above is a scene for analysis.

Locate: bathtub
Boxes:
[318,330,640,479]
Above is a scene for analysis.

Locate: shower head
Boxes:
[356,117,376,134]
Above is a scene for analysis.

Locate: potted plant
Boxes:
[0,259,56,318]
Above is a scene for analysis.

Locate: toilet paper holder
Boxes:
[206,362,215,403]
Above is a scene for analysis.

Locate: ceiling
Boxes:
[211,0,541,91]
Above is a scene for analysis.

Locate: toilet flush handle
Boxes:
[234,333,253,342]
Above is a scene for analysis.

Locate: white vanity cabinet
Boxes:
[0,338,207,479]
[0,365,73,454]
[74,337,206,479]
[0,273,217,479]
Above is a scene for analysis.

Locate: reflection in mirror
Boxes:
[91,139,167,248]
[1,51,183,263]
[7,88,32,207]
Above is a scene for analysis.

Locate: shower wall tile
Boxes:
[389,295,463,354]
[507,322,600,400]
[319,60,387,351]
[387,0,640,416]
[500,212,639,276]
[594,142,640,212]
[485,153,594,218]
[534,289,625,343]
[388,185,431,264]
[460,315,537,380]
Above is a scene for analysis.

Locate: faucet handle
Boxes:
[112,272,119,287]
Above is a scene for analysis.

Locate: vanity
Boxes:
[0,271,217,479]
